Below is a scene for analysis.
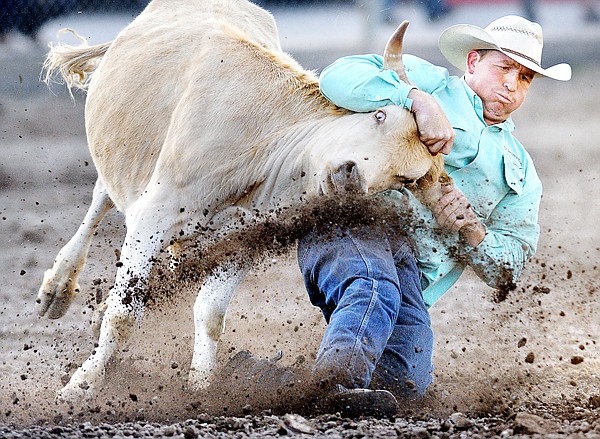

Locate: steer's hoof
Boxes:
[188,368,213,392]
[56,381,93,403]
[36,270,80,319]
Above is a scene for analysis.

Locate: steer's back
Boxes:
[86,0,294,210]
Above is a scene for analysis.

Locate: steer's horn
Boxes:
[383,20,411,85]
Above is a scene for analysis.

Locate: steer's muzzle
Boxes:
[322,161,367,196]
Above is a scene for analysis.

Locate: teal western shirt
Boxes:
[319,54,542,307]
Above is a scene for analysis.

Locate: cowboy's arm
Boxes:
[319,54,455,155]
[459,186,541,288]
[388,183,540,290]
[433,184,486,247]
[319,54,416,112]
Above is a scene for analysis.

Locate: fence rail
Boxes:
[0,0,149,38]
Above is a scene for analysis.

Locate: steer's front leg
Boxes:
[188,263,248,390]
[37,179,113,319]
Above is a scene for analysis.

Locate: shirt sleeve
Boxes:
[385,175,542,292]
[319,54,416,112]
[459,182,542,289]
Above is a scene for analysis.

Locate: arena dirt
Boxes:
[0,51,598,437]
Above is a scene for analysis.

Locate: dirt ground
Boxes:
[1,44,599,437]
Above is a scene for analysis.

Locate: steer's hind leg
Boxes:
[57,199,177,402]
[188,262,249,390]
[37,178,114,319]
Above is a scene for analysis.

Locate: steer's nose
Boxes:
[328,161,366,195]
[339,161,356,178]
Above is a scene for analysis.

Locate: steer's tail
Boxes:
[42,29,112,93]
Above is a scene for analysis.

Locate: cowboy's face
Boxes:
[465,50,535,125]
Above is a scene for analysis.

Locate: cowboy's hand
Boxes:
[433,184,486,247]
[408,89,455,156]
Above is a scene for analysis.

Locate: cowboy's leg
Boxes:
[370,235,434,398]
[298,226,401,389]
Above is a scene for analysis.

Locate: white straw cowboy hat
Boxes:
[439,15,572,81]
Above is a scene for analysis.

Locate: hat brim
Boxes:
[439,24,572,81]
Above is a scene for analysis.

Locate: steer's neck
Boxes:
[245,115,341,211]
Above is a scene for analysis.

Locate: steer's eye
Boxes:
[374,109,387,123]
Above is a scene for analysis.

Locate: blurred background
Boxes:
[1,0,599,71]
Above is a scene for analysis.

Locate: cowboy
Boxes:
[297,15,571,416]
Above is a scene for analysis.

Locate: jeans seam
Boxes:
[347,235,379,387]
[297,243,309,269]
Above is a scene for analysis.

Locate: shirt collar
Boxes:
[460,77,516,132]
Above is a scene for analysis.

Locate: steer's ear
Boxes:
[383,20,411,85]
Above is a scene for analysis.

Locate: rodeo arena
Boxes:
[1,0,600,437]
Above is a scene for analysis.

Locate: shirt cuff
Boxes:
[392,84,416,111]
[458,227,492,260]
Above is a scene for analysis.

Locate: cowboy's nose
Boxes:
[504,72,518,90]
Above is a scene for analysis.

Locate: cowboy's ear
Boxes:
[466,50,480,74]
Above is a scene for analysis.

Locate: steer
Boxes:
[39,0,446,401]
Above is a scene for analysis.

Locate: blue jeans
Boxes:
[297,226,434,398]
